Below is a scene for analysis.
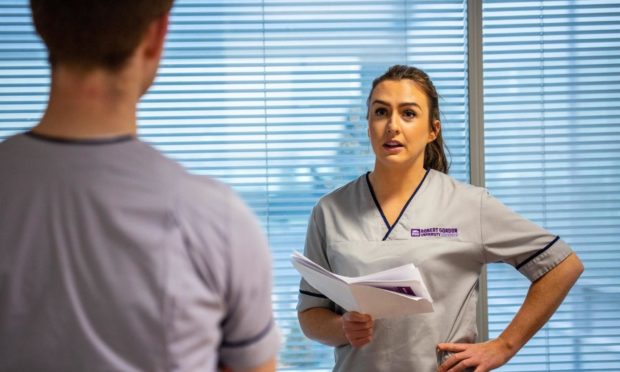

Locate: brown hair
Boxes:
[30,0,174,70]
[366,65,449,174]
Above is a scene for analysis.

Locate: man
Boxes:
[0,1,279,371]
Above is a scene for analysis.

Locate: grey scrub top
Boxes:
[0,133,280,372]
[298,169,573,372]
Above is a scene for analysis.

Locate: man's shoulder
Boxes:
[175,173,253,227]
[0,133,29,153]
[177,173,237,205]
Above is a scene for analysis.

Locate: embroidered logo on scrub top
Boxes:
[411,227,458,238]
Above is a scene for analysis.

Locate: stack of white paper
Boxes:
[292,251,433,319]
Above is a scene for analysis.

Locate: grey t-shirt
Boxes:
[298,169,573,372]
[0,133,279,372]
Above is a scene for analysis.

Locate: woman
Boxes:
[297,65,584,372]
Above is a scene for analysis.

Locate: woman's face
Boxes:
[367,79,439,171]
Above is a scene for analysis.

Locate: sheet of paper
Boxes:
[352,264,432,301]
[291,259,359,312]
[351,284,434,318]
[292,251,434,318]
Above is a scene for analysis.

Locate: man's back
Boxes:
[0,133,279,371]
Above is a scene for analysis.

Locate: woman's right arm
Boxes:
[298,206,375,348]
[298,308,374,348]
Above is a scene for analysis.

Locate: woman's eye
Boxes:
[403,110,416,118]
[374,108,388,116]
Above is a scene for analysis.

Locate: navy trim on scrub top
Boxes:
[221,318,275,348]
[366,172,391,229]
[26,131,135,145]
[366,169,430,241]
[516,236,560,270]
[299,289,327,299]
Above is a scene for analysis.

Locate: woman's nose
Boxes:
[386,114,400,134]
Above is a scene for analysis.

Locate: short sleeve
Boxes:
[480,190,573,282]
[218,193,280,369]
[297,205,336,312]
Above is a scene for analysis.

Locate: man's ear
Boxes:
[136,13,169,95]
[143,13,169,61]
[429,119,440,142]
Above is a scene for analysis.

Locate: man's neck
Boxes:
[32,65,141,140]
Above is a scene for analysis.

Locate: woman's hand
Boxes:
[341,311,374,348]
[436,338,513,372]
[435,254,584,372]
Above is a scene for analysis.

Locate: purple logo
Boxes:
[411,227,458,238]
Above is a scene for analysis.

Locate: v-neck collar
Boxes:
[365,169,430,241]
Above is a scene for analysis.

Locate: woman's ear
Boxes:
[428,120,441,142]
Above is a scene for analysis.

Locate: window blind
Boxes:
[157,2,469,369]
[0,2,48,139]
[483,0,620,370]
[0,1,469,370]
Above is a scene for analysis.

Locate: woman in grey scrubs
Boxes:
[297,65,584,372]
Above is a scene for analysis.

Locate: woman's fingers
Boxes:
[342,311,373,323]
[342,311,374,348]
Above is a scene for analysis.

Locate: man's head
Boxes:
[30,0,174,71]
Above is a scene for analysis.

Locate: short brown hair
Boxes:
[367,65,450,174]
[30,0,174,70]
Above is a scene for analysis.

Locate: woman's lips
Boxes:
[383,140,404,152]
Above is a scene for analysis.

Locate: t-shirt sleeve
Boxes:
[480,190,573,282]
[297,205,336,312]
[218,193,280,369]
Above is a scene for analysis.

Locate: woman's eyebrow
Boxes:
[371,99,390,106]
[371,99,421,110]
[399,102,421,109]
